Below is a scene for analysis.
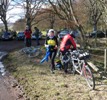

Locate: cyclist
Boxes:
[45,29,58,74]
[59,31,77,73]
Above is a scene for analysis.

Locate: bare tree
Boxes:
[81,0,105,47]
[13,0,46,29]
[99,0,107,30]
[83,0,104,31]
[48,0,87,46]
[0,0,10,32]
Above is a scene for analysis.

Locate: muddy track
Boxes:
[0,39,45,52]
[0,39,45,100]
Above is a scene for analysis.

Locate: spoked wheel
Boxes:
[28,48,41,58]
[68,61,76,75]
[83,65,95,90]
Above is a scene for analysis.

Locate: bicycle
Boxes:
[20,46,41,58]
[60,49,95,90]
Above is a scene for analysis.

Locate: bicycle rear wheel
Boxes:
[83,65,95,90]
[67,61,76,74]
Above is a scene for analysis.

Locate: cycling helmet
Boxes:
[70,30,79,38]
[70,30,75,38]
[48,29,55,36]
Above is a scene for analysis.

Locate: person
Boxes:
[59,31,77,73]
[45,29,58,74]
[24,25,32,47]
[34,27,40,45]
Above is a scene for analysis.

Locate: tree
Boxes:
[13,19,26,31]
[0,0,9,32]
[13,0,46,29]
[83,0,104,32]
[48,0,85,46]
[33,8,67,30]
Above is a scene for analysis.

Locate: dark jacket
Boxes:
[34,28,40,37]
[45,36,58,52]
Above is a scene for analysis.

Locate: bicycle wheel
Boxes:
[68,60,76,74]
[83,64,95,90]
[28,48,41,58]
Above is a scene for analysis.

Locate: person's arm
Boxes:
[24,30,27,36]
[55,36,58,46]
[54,36,58,49]
[44,37,49,47]
[29,29,32,34]
[69,36,76,49]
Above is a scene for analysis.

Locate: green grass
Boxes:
[3,50,107,100]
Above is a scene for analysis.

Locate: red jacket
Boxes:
[24,29,32,38]
[60,34,76,51]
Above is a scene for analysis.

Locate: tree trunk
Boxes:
[26,0,31,29]
[3,20,8,32]
[69,1,86,48]
[93,24,97,32]
[50,23,54,29]
[26,14,31,28]
[93,23,97,47]
[77,25,86,48]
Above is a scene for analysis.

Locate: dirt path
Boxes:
[0,39,44,100]
[0,75,15,100]
[0,73,28,100]
[0,39,44,52]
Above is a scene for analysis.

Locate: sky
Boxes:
[0,0,25,23]
[7,6,25,23]
[0,0,48,24]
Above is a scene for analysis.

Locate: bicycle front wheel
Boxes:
[83,65,95,90]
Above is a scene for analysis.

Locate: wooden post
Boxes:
[104,49,107,72]
[87,62,99,72]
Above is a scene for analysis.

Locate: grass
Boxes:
[3,49,107,100]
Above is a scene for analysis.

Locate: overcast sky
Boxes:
[0,0,25,23]
[0,0,47,24]
[7,6,25,23]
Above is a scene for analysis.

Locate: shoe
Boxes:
[51,70,55,74]
[64,70,68,74]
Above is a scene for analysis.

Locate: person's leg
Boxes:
[50,50,57,72]
[62,52,68,73]
[64,61,68,73]
[26,38,29,47]
[28,38,31,47]
[36,36,40,45]
[24,38,27,47]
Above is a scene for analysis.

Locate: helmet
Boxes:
[48,29,55,33]
[48,29,55,36]
[70,30,75,38]
[70,30,79,38]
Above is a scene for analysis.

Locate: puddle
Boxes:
[0,62,6,76]
[0,52,8,61]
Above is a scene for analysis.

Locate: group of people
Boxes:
[24,25,77,74]
[24,26,40,47]
[44,29,77,74]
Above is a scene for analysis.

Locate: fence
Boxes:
[89,48,107,72]
[104,49,107,72]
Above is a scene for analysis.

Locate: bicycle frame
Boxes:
[71,55,82,74]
